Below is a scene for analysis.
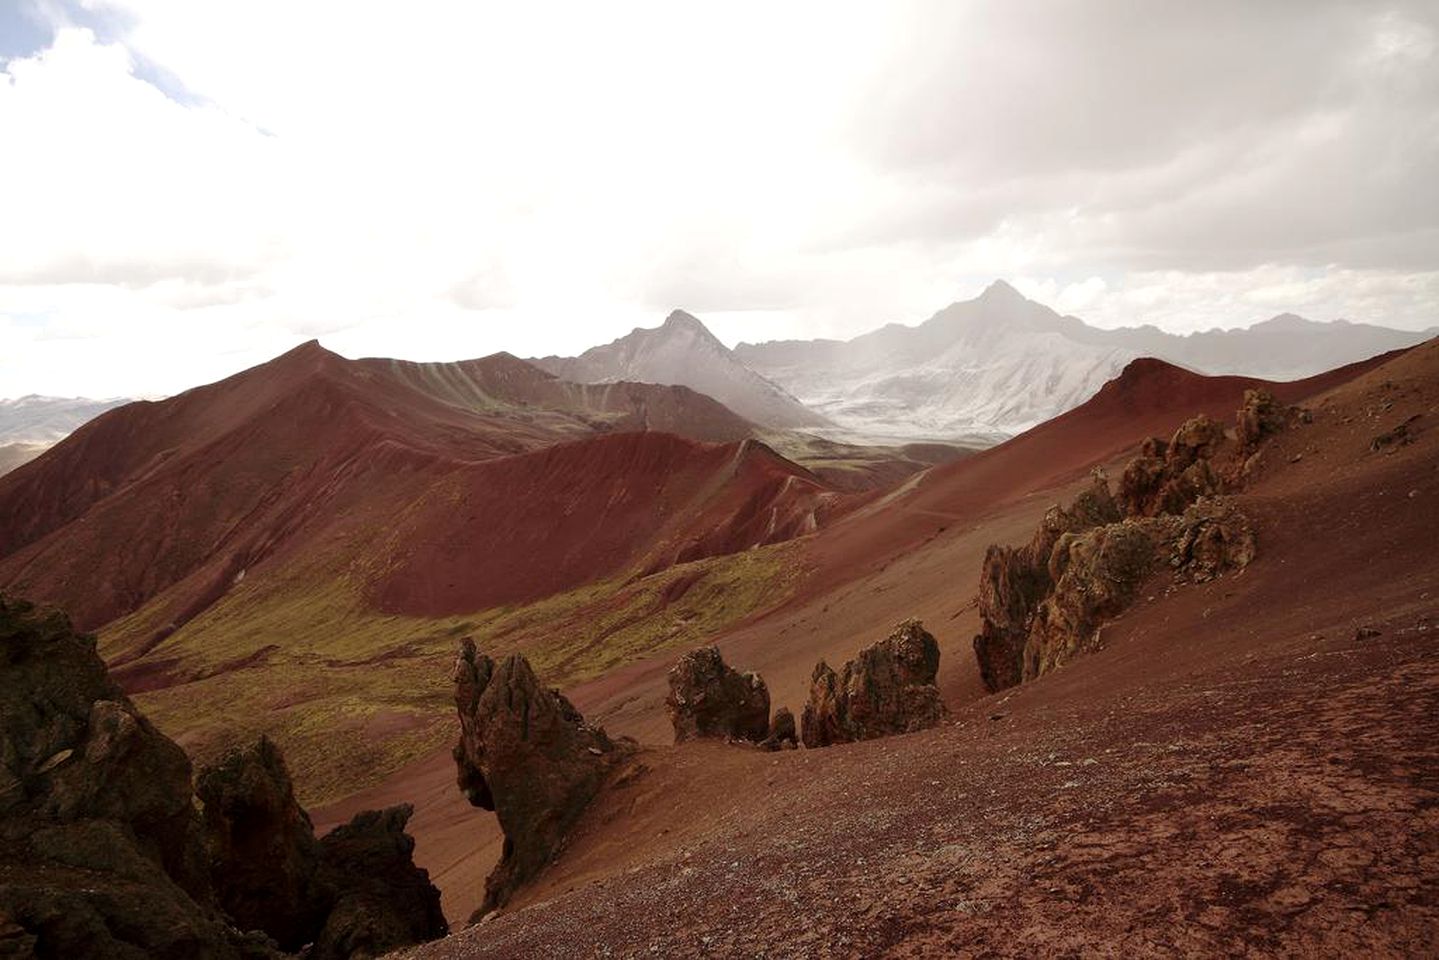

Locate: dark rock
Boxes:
[1236,389,1287,453]
[801,620,948,748]
[312,805,447,960]
[0,595,278,960]
[974,472,1120,691]
[1023,521,1156,680]
[1370,413,1421,452]
[453,639,633,919]
[196,738,446,958]
[762,706,798,750]
[664,646,770,743]
[976,394,1277,692]
[196,737,326,951]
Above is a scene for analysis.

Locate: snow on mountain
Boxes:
[736,281,1433,441]
[532,310,828,430]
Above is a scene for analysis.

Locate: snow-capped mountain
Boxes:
[531,310,828,430]
[735,281,1433,441]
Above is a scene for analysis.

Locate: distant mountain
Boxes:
[532,310,829,430]
[735,281,1434,440]
[0,442,46,478]
[0,394,130,444]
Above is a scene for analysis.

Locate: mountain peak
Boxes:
[1252,313,1314,332]
[978,279,1024,303]
[663,309,708,332]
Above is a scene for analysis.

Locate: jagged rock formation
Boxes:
[975,391,1294,691]
[763,707,798,750]
[453,640,634,920]
[0,595,443,960]
[0,596,276,959]
[311,806,449,960]
[664,646,771,743]
[1118,416,1224,517]
[973,472,1122,690]
[800,620,948,748]
[196,737,446,959]
[197,737,326,949]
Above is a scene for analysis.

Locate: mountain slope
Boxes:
[345,341,1415,926]
[735,280,1433,440]
[0,341,861,817]
[533,310,829,430]
[0,342,796,633]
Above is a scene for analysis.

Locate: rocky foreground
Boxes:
[0,597,446,959]
[402,612,1438,959]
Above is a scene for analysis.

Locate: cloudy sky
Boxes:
[2,1,1436,398]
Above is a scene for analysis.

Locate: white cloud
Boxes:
[0,1,1435,397]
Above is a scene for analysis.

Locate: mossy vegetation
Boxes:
[106,541,805,807]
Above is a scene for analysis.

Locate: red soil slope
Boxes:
[395,340,1439,956]
[0,342,796,636]
[331,346,1410,924]
[374,433,844,616]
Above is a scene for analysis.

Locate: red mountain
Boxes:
[0,342,832,638]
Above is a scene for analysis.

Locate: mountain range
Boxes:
[733,280,1435,440]
[0,307,1434,949]
[0,394,130,444]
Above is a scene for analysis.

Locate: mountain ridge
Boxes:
[531,311,829,430]
[734,281,1434,440]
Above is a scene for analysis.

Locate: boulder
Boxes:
[664,646,770,743]
[453,640,633,919]
[196,739,446,957]
[974,472,1120,691]
[312,806,448,960]
[1236,389,1287,453]
[800,620,948,748]
[0,596,277,959]
[1022,521,1156,681]
[762,706,798,750]
[195,737,326,951]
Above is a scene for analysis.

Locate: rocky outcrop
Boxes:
[975,392,1291,692]
[800,620,948,748]
[1236,388,1290,454]
[1118,416,1224,518]
[311,806,448,960]
[973,472,1121,690]
[197,737,325,950]
[762,707,798,750]
[0,595,443,960]
[664,646,771,743]
[196,738,446,958]
[0,596,276,959]
[453,640,634,920]
[1022,522,1156,679]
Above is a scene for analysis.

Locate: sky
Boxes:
[1,0,1436,398]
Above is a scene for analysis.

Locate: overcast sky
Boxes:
[2,1,1436,398]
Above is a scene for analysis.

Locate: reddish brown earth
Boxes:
[0,343,844,640]
[338,344,1437,952]
[374,434,844,617]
